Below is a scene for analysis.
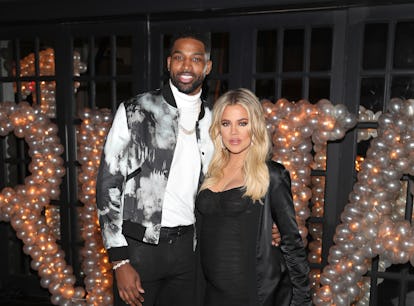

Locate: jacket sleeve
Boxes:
[96,103,130,261]
[268,161,312,306]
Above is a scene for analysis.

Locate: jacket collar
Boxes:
[161,82,206,121]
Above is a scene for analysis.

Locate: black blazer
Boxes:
[255,160,312,306]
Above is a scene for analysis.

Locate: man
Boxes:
[96,31,213,306]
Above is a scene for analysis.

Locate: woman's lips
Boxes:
[229,139,241,145]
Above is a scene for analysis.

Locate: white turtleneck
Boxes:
[161,81,202,227]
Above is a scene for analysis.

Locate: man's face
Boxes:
[167,38,212,95]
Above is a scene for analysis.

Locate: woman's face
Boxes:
[220,104,252,156]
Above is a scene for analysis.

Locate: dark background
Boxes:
[0,1,414,305]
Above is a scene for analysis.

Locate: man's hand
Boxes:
[115,262,145,306]
[272,223,281,246]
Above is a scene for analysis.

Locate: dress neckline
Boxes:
[207,186,244,194]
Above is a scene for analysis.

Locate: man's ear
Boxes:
[167,56,171,71]
[205,60,212,75]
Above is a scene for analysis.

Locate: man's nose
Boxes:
[183,58,192,70]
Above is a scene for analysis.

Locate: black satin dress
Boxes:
[196,187,261,306]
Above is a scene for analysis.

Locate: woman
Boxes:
[196,88,312,306]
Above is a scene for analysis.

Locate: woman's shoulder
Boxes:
[266,159,287,173]
[266,160,291,186]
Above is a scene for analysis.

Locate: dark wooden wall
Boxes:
[0,0,411,23]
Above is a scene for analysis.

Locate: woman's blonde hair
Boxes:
[200,88,271,202]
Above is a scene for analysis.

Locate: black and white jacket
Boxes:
[96,84,213,262]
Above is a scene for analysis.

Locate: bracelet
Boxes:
[112,259,130,270]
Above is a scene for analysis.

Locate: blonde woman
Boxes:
[196,88,311,306]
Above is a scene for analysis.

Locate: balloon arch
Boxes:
[1,49,414,305]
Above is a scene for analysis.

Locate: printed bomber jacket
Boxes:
[96,84,213,262]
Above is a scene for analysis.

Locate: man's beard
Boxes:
[170,72,205,95]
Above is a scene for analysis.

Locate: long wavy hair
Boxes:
[200,88,271,202]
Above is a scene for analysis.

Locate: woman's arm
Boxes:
[268,162,312,305]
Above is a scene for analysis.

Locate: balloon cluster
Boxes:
[17,48,86,118]
[357,105,381,142]
[77,108,114,305]
[12,48,88,239]
[262,98,357,247]
[0,101,85,305]
[313,98,414,306]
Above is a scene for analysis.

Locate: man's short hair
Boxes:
[169,30,211,58]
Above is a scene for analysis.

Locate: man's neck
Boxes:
[169,80,202,107]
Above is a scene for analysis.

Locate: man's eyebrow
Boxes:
[171,50,205,56]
